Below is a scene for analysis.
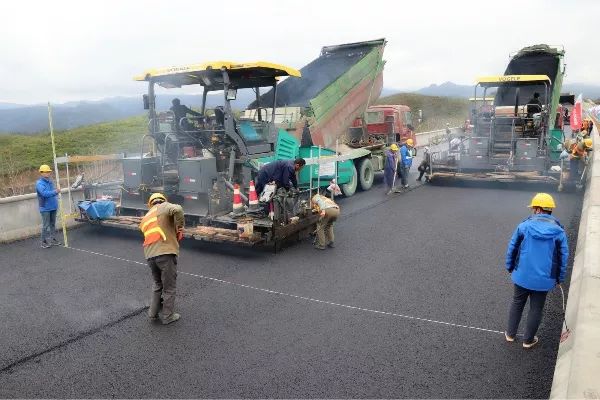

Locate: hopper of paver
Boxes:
[248,39,386,148]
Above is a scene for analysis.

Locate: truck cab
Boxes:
[359,105,416,146]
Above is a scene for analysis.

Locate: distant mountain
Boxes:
[414,81,473,98]
[562,83,600,99]
[0,92,256,135]
[0,102,25,110]
[410,81,600,100]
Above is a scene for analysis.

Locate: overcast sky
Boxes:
[0,0,597,104]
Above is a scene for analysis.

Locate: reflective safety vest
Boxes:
[140,206,167,246]
[312,194,339,213]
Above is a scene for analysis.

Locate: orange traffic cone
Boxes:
[247,180,260,212]
[231,183,245,216]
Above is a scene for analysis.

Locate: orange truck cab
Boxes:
[359,104,416,146]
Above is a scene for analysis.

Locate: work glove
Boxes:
[177,230,184,241]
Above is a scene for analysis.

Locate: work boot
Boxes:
[523,336,539,349]
[314,245,327,250]
[504,331,515,342]
[41,241,51,249]
[51,238,62,246]
[148,293,162,320]
[161,313,181,325]
[327,242,335,248]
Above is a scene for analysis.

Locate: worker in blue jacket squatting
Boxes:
[399,138,414,189]
[254,158,306,196]
[504,193,569,349]
[36,164,61,248]
[384,143,399,194]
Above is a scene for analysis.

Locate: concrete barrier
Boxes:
[415,127,463,147]
[0,127,456,243]
[0,189,85,243]
[550,123,600,399]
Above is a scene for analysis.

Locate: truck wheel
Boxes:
[358,158,374,191]
[341,164,358,197]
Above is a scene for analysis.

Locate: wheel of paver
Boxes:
[357,158,374,191]
[341,164,358,197]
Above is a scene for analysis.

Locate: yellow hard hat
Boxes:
[528,193,556,210]
[39,164,52,173]
[148,192,166,207]
[584,138,593,148]
[390,143,399,151]
[406,139,414,146]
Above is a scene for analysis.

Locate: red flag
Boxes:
[570,94,582,129]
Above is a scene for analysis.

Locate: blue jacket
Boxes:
[400,145,413,167]
[505,214,569,291]
[256,160,297,190]
[36,177,58,212]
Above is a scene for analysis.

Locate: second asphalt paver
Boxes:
[0,179,581,398]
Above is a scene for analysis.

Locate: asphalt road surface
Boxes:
[0,172,582,398]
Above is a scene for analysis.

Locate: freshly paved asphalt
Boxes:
[0,173,582,398]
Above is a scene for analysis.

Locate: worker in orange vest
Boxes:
[139,193,185,325]
[569,138,593,181]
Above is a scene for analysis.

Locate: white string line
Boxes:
[66,246,504,335]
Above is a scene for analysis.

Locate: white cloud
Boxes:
[0,0,598,103]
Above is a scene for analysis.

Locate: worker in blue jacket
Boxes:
[399,139,414,188]
[255,158,305,196]
[36,164,60,248]
[504,193,569,349]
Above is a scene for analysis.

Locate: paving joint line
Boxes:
[66,246,504,336]
[0,306,148,374]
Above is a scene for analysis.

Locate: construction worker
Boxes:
[170,98,202,130]
[504,193,568,349]
[588,119,594,135]
[569,138,593,181]
[36,164,60,248]
[139,193,185,325]
[384,143,399,194]
[417,146,431,182]
[399,139,414,188]
[255,158,306,196]
[526,92,542,116]
[312,192,340,250]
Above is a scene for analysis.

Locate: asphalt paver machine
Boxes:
[79,61,320,249]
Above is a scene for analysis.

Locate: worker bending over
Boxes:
[255,158,306,196]
[569,138,593,181]
[504,193,568,349]
[139,193,185,325]
[312,192,340,250]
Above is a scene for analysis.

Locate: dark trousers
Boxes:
[400,165,410,186]
[40,210,57,243]
[507,284,548,343]
[570,158,580,181]
[148,254,178,318]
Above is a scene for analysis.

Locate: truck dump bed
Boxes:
[250,39,386,148]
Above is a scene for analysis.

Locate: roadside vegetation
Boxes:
[0,93,469,197]
[375,92,470,132]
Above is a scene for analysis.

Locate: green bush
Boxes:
[0,116,147,174]
[374,93,469,132]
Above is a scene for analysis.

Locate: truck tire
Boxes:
[341,164,358,197]
[357,158,374,191]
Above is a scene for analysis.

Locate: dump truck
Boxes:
[429,44,567,186]
[77,61,322,249]
[243,39,415,197]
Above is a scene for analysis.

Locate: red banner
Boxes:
[570,94,582,129]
